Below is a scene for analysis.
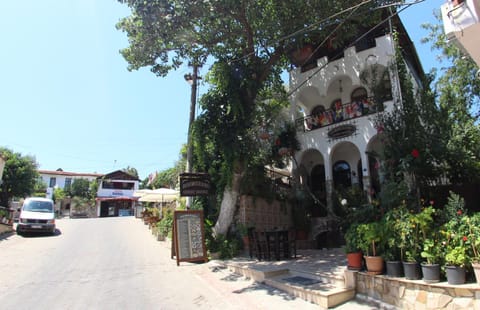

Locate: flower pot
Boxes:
[386,261,403,277]
[365,256,384,275]
[445,265,466,285]
[472,262,480,284]
[346,252,363,270]
[421,263,441,283]
[403,261,421,280]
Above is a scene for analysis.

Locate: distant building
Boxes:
[95,170,140,217]
[38,169,140,217]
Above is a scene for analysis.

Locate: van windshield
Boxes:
[23,200,53,213]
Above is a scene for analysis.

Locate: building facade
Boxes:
[287,15,424,241]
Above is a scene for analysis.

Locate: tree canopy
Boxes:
[0,147,38,207]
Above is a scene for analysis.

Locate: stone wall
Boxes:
[237,195,292,231]
[356,272,480,309]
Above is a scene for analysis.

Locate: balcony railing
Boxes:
[295,97,382,132]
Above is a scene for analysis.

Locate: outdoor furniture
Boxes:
[248,228,268,260]
[265,229,290,260]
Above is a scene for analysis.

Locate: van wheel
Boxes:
[16,229,23,236]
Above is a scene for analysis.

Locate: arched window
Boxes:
[311,105,325,116]
[333,161,351,188]
[351,87,368,102]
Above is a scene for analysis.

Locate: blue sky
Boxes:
[0,0,442,180]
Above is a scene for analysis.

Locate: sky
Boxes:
[0,0,443,180]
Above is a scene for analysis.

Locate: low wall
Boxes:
[356,272,480,309]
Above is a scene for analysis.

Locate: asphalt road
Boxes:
[0,217,325,310]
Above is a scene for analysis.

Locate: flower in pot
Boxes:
[357,221,384,275]
[441,214,470,285]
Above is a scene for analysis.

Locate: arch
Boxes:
[330,141,361,190]
[350,87,368,102]
[295,86,321,111]
[311,105,326,115]
[360,64,392,106]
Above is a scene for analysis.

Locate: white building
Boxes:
[287,15,424,241]
[38,169,103,194]
[441,0,480,68]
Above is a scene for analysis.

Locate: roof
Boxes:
[38,170,104,178]
[100,170,140,181]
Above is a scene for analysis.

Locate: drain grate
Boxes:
[282,276,322,286]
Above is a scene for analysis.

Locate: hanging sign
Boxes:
[171,210,207,266]
[179,173,210,196]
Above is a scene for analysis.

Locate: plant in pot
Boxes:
[442,215,470,285]
[383,208,404,277]
[461,213,480,283]
[344,223,363,270]
[357,220,384,275]
[420,237,443,283]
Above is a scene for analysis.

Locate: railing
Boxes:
[295,97,382,132]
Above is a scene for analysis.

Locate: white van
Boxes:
[16,197,56,235]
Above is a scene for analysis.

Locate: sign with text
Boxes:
[171,210,207,266]
[179,173,210,197]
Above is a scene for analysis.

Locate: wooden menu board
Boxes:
[171,210,207,266]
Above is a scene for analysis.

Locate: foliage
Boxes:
[0,147,39,207]
[421,237,443,265]
[68,179,91,199]
[152,167,180,190]
[357,220,384,257]
[53,187,66,203]
[440,209,470,267]
[437,191,465,225]
[0,208,8,218]
[421,18,480,183]
[157,208,174,238]
[344,223,362,253]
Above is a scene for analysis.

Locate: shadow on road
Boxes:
[17,229,62,238]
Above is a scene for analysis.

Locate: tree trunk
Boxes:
[213,168,244,237]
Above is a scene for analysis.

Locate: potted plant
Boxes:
[464,213,480,283]
[383,208,404,277]
[357,221,384,275]
[442,215,470,285]
[420,237,442,283]
[344,223,363,270]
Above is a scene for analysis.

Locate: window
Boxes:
[65,178,72,188]
[49,177,56,188]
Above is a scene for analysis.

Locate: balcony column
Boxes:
[325,179,334,213]
[361,151,373,203]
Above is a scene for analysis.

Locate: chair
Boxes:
[288,228,297,259]
[248,228,268,260]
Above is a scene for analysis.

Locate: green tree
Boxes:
[0,147,39,207]
[117,0,396,235]
[69,179,91,198]
[422,17,480,183]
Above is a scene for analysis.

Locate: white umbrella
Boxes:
[138,188,179,203]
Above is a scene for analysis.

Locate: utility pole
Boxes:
[184,63,200,209]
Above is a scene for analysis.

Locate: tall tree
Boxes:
[0,147,38,207]
[117,0,397,235]
[122,166,139,179]
[422,16,480,184]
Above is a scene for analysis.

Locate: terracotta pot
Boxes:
[346,252,363,270]
[365,256,384,275]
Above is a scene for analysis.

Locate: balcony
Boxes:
[295,97,381,133]
[441,0,480,67]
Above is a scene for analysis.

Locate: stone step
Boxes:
[264,272,355,309]
[223,262,356,308]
